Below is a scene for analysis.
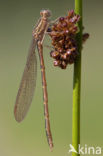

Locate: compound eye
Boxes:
[46,10,51,17]
[40,11,43,16]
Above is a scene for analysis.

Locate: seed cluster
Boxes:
[48,10,80,69]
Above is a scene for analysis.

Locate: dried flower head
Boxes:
[48,10,89,69]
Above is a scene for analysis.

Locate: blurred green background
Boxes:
[0,0,103,155]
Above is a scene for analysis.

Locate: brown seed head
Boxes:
[48,10,89,69]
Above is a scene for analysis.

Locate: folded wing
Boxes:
[14,38,37,122]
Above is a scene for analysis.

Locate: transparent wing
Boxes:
[14,38,37,122]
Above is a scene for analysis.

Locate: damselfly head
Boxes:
[40,10,51,18]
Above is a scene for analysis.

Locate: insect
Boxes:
[14,10,53,150]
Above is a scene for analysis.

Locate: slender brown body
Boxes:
[37,41,53,149]
[14,10,53,150]
[33,10,53,149]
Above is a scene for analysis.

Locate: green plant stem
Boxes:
[72,0,82,156]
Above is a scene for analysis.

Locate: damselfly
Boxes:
[14,10,53,150]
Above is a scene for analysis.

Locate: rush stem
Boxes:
[72,0,82,156]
